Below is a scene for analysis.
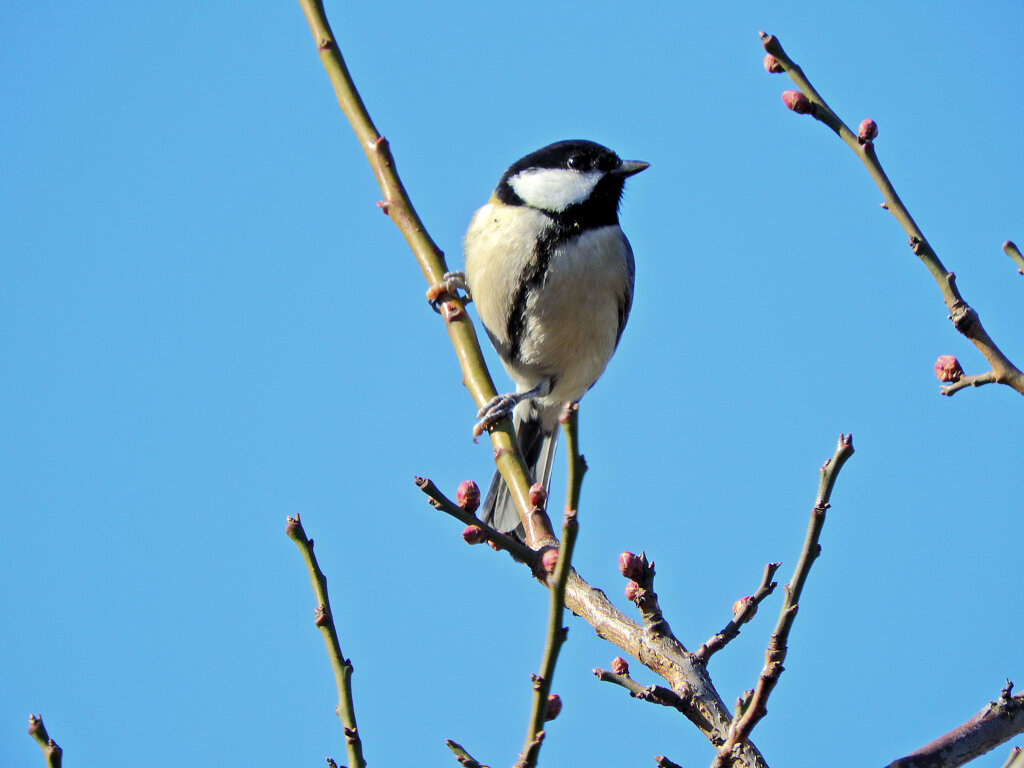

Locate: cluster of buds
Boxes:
[620,551,653,603]
[611,656,630,676]
[934,355,964,383]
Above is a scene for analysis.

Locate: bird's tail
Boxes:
[479,404,558,540]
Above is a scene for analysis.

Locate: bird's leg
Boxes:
[472,381,546,441]
[426,271,471,313]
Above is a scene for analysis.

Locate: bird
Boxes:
[463,139,648,538]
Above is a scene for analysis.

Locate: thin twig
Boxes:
[27,715,62,768]
[413,476,536,562]
[761,31,1024,398]
[294,0,554,545]
[655,756,685,768]
[516,406,583,767]
[695,562,781,664]
[1004,241,1024,276]
[593,667,699,717]
[285,514,366,768]
[714,434,854,766]
[446,739,492,768]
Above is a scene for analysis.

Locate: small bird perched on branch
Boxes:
[464,139,648,536]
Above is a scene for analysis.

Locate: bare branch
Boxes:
[285,514,366,768]
[883,682,1024,768]
[294,0,554,545]
[713,435,855,766]
[760,31,1024,398]
[27,715,62,768]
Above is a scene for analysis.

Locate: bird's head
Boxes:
[494,140,648,228]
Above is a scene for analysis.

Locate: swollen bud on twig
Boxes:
[858,118,878,143]
[763,54,784,73]
[781,90,812,114]
[544,694,562,721]
[934,355,964,383]
[624,580,640,602]
[611,656,630,675]
[462,525,488,545]
[456,480,480,513]
[529,482,547,508]
[619,551,644,581]
[732,596,757,621]
[541,548,559,574]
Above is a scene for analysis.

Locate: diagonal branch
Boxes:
[286,514,366,768]
[760,31,1024,399]
[695,562,781,664]
[713,434,854,766]
[883,681,1024,768]
[294,0,554,546]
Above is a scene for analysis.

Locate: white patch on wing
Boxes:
[508,168,603,212]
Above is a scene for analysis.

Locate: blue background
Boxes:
[3,2,1022,766]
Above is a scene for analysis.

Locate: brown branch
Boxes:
[714,434,854,767]
[27,715,62,768]
[695,562,781,664]
[294,0,554,546]
[285,514,366,768]
[761,31,1024,398]
[884,681,1024,768]
[656,756,685,768]
[593,666,701,721]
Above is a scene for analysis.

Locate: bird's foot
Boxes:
[427,271,470,313]
[473,392,524,441]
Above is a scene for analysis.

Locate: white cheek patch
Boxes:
[509,168,603,212]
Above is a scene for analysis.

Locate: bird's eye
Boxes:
[567,155,586,170]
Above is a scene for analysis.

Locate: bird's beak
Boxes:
[615,160,650,177]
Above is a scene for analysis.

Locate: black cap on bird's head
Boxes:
[495,140,648,228]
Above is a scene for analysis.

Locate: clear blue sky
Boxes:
[3,2,1022,767]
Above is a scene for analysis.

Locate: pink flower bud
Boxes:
[858,118,878,143]
[611,656,630,675]
[541,548,559,574]
[781,90,812,114]
[529,482,547,508]
[619,551,644,581]
[732,596,757,620]
[456,480,480,513]
[462,525,488,545]
[624,580,640,602]
[934,355,964,383]
[544,694,562,721]
[763,54,784,73]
